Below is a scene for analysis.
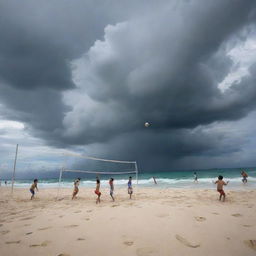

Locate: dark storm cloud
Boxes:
[1,0,256,170]
[0,0,152,144]
[0,84,68,146]
[65,0,256,142]
[0,0,168,142]
[78,124,246,171]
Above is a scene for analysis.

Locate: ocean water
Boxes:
[5,167,256,190]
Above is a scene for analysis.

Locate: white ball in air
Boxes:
[144,122,150,127]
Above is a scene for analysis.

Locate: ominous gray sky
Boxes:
[1,0,256,175]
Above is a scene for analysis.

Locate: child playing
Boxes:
[241,171,248,183]
[72,178,81,200]
[214,175,229,201]
[30,179,39,200]
[128,176,133,199]
[95,177,101,204]
[194,172,198,182]
[109,178,115,201]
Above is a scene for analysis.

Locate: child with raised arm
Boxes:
[241,171,248,183]
[95,177,101,204]
[214,175,229,201]
[30,179,39,200]
[72,178,81,200]
[109,178,115,201]
[128,176,133,199]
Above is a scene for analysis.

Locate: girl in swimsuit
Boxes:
[109,178,115,201]
[95,177,101,204]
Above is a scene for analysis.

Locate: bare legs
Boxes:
[219,193,225,202]
[96,194,101,204]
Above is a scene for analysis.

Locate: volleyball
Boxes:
[144,122,150,127]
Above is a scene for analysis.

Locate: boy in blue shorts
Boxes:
[128,176,133,199]
[30,179,38,200]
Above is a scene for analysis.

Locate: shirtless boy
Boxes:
[214,175,229,201]
[30,179,39,200]
[128,176,133,199]
[241,171,248,183]
[72,178,81,200]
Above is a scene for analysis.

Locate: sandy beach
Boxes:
[0,186,256,256]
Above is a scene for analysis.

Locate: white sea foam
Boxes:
[11,176,256,189]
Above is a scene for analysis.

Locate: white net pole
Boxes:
[11,144,19,195]
[56,168,63,200]
[135,162,138,185]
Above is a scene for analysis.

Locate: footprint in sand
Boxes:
[195,216,206,222]
[232,213,243,217]
[38,226,52,231]
[64,225,79,228]
[26,232,33,235]
[1,230,10,235]
[20,216,36,221]
[111,204,120,207]
[57,254,70,256]
[24,224,31,227]
[84,218,90,221]
[243,224,252,227]
[59,215,64,218]
[77,238,86,241]
[175,234,200,248]
[86,210,93,213]
[6,240,21,244]
[244,240,256,251]
[30,240,51,247]
[123,241,134,246]
[0,224,3,227]
[136,247,157,256]
[156,214,169,218]
[74,210,82,213]
[212,212,219,215]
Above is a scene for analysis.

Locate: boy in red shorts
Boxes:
[214,175,229,201]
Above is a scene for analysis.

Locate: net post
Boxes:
[11,144,19,195]
[56,168,63,200]
[135,161,138,186]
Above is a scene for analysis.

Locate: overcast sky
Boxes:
[1,0,256,176]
